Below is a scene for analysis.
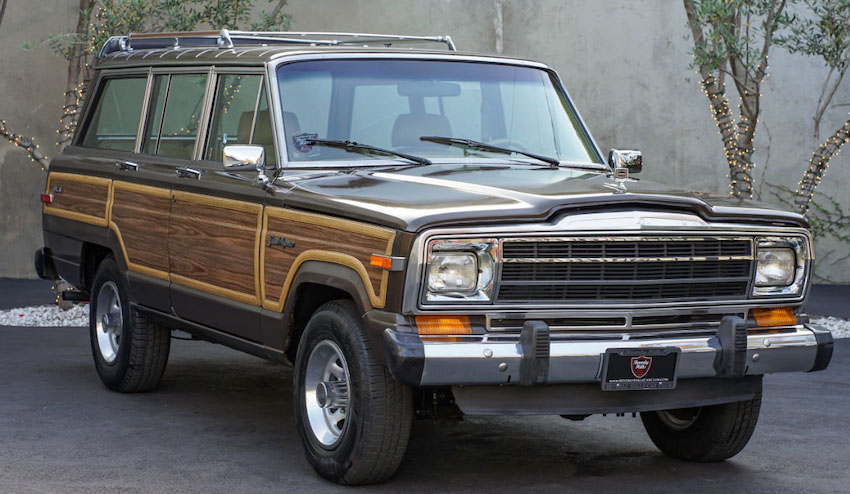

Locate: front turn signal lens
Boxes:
[752,307,797,327]
[415,315,472,335]
[370,254,394,270]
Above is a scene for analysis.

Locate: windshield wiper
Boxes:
[420,135,560,167]
[304,138,432,166]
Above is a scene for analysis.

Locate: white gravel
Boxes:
[810,316,850,339]
[0,304,89,327]
[1,304,849,338]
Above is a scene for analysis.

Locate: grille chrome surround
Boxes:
[496,236,754,304]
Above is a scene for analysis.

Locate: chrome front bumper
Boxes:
[382,322,834,387]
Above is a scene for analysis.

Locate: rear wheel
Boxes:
[640,387,762,462]
[89,257,170,392]
[294,300,412,485]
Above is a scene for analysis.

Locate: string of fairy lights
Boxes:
[0,120,49,170]
[699,74,756,199]
[795,117,850,213]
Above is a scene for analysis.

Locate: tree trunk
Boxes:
[684,0,743,196]
[58,0,96,151]
[795,118,850,213]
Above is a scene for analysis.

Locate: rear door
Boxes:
[77,70,176,311]
[167,68,272,342]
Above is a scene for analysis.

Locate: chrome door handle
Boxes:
[115,160,139,171]
[176,167,202,179]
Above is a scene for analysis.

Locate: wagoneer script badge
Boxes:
[630,356,652,378]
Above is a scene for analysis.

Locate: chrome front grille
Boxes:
[488,312,743,337]
[496,236,754,304]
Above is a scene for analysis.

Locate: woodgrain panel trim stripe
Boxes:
[260,207,396,311]
[170,190,263,305]
[43,172,112,227]
[108,181,171,281]
[171,273,259,305]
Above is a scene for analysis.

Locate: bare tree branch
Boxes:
[267,0,288,20]
[0,120,49,170]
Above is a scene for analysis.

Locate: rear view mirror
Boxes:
[397,81,461,97]
[223,145,269,185]
[608,149,642,174]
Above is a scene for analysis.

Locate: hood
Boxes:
[272,163,807,232]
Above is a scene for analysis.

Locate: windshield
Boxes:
[276,59,601,165]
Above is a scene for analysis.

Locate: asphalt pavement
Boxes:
[0,324,847,493]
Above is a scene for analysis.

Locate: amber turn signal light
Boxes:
[370,254,394,270]
[752,307,797,327]
[415,315,473,335]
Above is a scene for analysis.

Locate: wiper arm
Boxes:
[420,135,560,167]
[304,138,432,166]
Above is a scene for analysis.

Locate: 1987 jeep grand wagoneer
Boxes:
[35,31,834,485]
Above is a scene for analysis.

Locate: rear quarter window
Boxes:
[80,77,147,152]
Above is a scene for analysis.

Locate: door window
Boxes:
[253,90,277,166]
[204,74,263,161]
[143,73,208,159]
[80,77,147,151]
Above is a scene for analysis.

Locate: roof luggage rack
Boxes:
[99,30,457,58]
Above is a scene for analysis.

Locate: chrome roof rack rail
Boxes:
[99,30,456,58]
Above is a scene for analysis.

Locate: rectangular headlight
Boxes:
[424,239,496,303]
[755,248,795,286]
[752,236,809,297]
[427,252,478,293]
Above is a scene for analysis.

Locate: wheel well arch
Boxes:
[80,242,115,294]
[281,260,373,362]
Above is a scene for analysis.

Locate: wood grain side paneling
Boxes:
[43,172,112,226]
[261,207,396,311]
[169,191,262,305]
[109,181,171,280]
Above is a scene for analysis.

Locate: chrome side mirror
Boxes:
[608,149,642,174]
[223,145,268,185]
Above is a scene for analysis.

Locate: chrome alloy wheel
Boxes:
[95,281,123,364]
[304,340,352,448]
[657,407,701,431]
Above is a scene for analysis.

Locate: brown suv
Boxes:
[35,30,833,485]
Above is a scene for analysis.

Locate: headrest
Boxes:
[391,113,452,148]
[282,111,301,137]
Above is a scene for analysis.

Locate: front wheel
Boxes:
[640,386,762,462]
[293,300,412,485]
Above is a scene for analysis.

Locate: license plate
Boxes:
[601,347,680,391]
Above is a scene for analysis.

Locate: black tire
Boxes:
[640,388,762,462]
[293,300,412,485]
[89,257,170,392]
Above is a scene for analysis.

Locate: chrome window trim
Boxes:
[133,69,154,154]
[264,60,285,167]
[402,213,813,314]
[267,52,605,169]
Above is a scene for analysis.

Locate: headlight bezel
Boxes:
[752,236,809,297]
[422,238,497,304]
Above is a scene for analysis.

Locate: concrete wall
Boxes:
[2,0,849,280]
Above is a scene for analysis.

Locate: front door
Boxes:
[166,71,271,342]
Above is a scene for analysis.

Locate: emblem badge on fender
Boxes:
[631,356,652,378]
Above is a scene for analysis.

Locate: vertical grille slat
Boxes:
[498,237,753,304]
